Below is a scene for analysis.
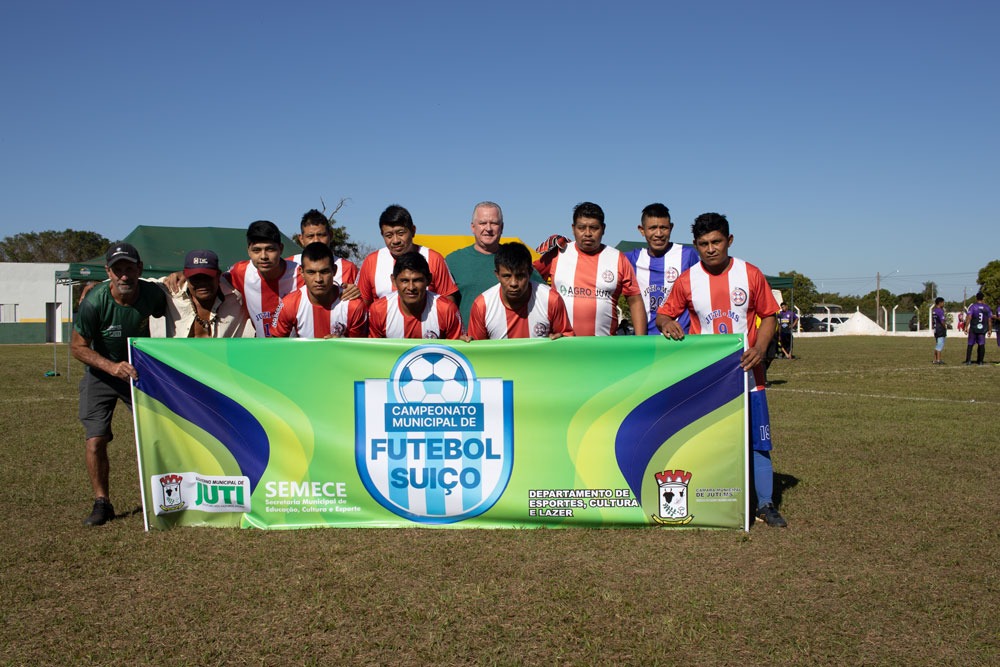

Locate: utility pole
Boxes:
[876,272,881,328]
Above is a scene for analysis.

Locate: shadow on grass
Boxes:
[773,472,799,508]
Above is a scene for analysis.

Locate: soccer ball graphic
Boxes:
[395,350,472,404]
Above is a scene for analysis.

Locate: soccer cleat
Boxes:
[755,503,787,528]
[83,497,115,527]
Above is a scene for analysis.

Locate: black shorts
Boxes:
[78,367,133,440]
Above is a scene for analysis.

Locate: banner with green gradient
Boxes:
[131,336,749,531]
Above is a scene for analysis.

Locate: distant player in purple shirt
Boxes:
[963,292,993,365]
[994,301,1000,351]
[931,297,947,365]
[777,303,798,359]
[624,203,699,335]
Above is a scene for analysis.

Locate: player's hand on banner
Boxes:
[535,234,568,257]
[741,346,764,370]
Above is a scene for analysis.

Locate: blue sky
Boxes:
[2,1,996,301]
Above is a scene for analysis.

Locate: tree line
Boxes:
[2,228,997,320]
[779,264,1000,325]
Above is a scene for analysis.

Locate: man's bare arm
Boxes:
[71,330,138,380]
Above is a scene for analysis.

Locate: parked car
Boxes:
[800,316,829,332]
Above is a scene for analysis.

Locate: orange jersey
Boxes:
[659,257,778,389]
[533,243,639,336]
[357,246,458,304]
[467,283,573,340]
[271,286,368,338]
[225,258,299,338]
[368,292,462,340]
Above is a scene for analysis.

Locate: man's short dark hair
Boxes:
[247,220,282,246]
[380,205,414,231]
[300,209,332,232]
[573,202,605,227]
[935,297,945,305]
[976,291,985,300]
[392,251,431,280]
[494,242,533,273]
[641,203,671,223]
[691,212,730,241]
[301,241,335,266]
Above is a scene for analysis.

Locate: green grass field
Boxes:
[1,337,997,666]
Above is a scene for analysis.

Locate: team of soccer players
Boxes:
[75,201,792,528]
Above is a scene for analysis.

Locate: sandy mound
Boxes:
[833,311,886,335]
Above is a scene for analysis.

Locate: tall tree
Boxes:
[0,229,110,262]
[778,270,819,312]
[976,260,1000,305]
[922,281,938,301]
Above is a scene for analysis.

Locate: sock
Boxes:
[978,345,986,364]
[753,450,774,508]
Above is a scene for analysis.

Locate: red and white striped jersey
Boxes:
[368,292,462,340]
[271,286,368,339]
[357,246,459,304]
[225,258,299,338]
[287,253,359,287]
[658,257,779,388]
[467,283,573,340]
[533,242,639,336]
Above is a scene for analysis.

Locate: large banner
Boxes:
[131,335,750,531]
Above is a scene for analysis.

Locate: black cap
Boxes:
[184,249,221,278]
[105,242,141,266]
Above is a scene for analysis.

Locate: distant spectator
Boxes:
[932,297,947,364]
[963,292,992,365]
[777,302,798,359]
[994,301,1000,360]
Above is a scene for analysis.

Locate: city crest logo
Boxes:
[651,469,694,525]
[158,474,186,513]
[354,345,514,524]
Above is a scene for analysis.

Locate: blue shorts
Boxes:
[934,337,945,351]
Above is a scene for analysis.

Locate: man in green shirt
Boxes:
[446,201,542,328]
[72,242,167,526]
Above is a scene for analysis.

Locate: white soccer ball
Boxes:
[397,351,471,403]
